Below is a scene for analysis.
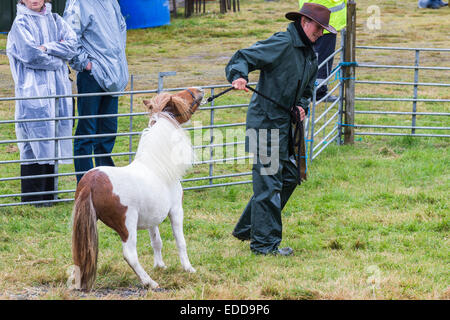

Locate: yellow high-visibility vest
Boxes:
[298,0,346,33]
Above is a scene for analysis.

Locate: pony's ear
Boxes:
[171,96,185,108]
[144,93,172,113]
[143,99,152,111]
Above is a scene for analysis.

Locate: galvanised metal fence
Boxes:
[1,43,448,207]
[0,84,249,207]
[0,77,253,207]
[305,44,450,165]
[306,31,346,162]
[0,67,342,207]
[353,46,450,138]
[0,31,346,208]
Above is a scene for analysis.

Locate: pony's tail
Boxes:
[70,186,98,291]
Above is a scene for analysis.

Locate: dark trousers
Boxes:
[314,33,337,99]
[232,156,298,254]
[21,163,55,203]
[74,71,118,183]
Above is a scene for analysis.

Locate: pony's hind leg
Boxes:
[122,213,159,289]
[148,226,166,269]
[169,206,196,273]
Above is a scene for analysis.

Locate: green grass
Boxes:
[0,136,448,300]
[0,0,449,300]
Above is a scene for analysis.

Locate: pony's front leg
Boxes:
[169,206,196,273]
[148,226,166,269]
[123,212,159,289]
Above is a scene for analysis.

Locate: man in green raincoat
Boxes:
[226,3,336,255]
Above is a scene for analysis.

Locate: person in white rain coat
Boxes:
[63,0,129,183]
[7,0,77,205]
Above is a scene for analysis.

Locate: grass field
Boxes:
[0,0,449,300]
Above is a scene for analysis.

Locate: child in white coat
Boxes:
[7,0,77,205]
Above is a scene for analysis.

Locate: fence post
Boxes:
[185,0,194,17]
[129,75,134,164]
[412,50,420,135]
[309,88,317,164]
[344,0,356,145]
[209,88,215,185]
[220,0,227,13]
[338,29,345,145]
[158,71,176,93]
[53,98,59,201]
[172,0,177,17]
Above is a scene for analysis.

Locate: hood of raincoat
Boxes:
[17,2,51,16]
[63,0,129,93]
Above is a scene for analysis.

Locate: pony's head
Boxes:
[143,87,204,125]
[135,114,194,184]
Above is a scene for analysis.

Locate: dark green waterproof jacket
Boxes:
[225,22,318,162]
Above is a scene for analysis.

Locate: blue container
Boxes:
[119,0,170,29]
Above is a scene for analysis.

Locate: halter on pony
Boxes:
[174,88,203,117]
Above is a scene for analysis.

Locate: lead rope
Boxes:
[290,106,306,185]
[206,86,234,103]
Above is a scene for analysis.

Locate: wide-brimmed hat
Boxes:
[285,2,337,34]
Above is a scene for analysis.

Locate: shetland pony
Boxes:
[68,88,204,291]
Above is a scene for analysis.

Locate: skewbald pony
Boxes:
[69,88,204,291]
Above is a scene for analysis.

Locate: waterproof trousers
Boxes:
[74,71,118,183]
[232,156,299,254]
[21,163,55,204]
[314,33,337,99]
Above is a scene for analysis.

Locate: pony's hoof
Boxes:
[154,263,167,270]
[185,266,196,273]
[143,278,159,289]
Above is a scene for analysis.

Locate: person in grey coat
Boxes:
[63,0,129,183]
[7,0,77,205]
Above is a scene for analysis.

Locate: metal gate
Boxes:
[0,66,344,207]
[1,44,449,207]
[353,46,450,138]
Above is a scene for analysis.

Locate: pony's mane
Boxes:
[134,112,194,184]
